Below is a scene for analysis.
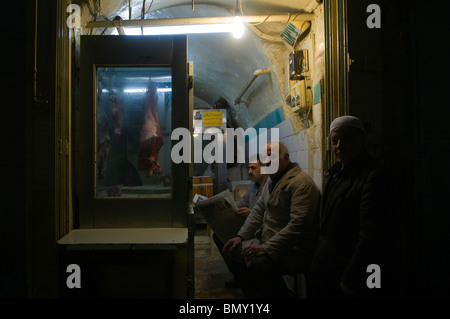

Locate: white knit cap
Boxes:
[330,115,365,133]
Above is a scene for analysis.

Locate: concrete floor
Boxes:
[194,224,245,299]
[193,224,307,299]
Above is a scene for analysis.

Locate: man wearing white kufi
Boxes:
[308,115,396,299]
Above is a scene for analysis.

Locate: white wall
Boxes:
[272,4,325,190]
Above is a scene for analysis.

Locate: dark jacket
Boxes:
[236,180,266,210]
[309,151,393,298]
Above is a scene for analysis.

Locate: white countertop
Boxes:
[57,228,188,245]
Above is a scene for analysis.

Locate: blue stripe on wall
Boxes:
[253,107,285,131]
[245,107,285,153]
[314,82,321,104]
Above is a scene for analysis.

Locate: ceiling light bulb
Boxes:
[232,16,244,38]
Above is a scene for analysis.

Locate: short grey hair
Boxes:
[267,141,289,159]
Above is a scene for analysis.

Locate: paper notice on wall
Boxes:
[280,22,302,46]
[202,111,223,127]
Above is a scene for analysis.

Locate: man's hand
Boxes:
[242,243,266,260]
[222,236,243,253]
[235,207,251,217]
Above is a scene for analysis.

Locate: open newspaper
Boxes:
[194,190,246,243]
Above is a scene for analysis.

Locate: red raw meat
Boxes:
[138,82,164,177]
[110,94,123,139]
[97,82,111,179]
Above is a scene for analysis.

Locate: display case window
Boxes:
[95,66,172,198]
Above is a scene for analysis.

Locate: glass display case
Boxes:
[79,35,190,228]
[95,66,172,198]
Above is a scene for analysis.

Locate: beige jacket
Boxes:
[237,163,320,274]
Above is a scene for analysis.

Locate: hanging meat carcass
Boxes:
[138,82,164,177]
[97,81,111,179]
[97,82,124,179]
[110,93,123,139]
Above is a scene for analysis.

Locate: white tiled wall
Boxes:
[274,116,323,190]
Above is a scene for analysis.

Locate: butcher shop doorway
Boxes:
[78,35,191,229]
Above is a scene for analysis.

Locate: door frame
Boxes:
[324,0,349,170]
